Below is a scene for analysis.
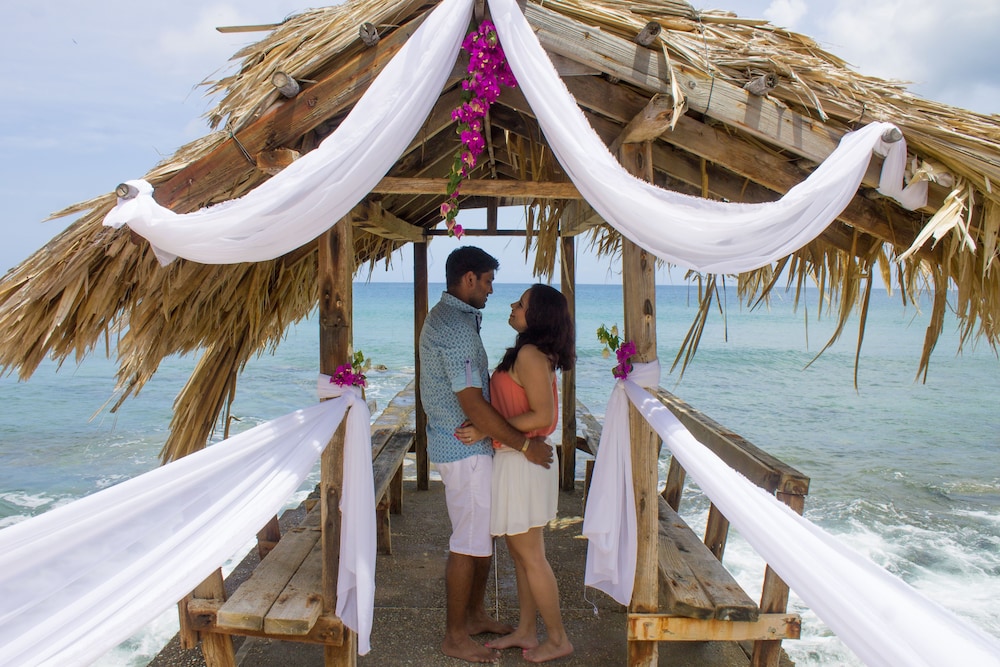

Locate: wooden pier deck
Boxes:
[151,470,794,667]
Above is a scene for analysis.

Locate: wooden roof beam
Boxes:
[372,177,579,198]
[352,201,424,243]
[154,7,451,213]
[562,76,928,251]
[525,2,943,213]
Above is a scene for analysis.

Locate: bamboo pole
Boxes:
[319,216,357,666]
[620,140,660,667]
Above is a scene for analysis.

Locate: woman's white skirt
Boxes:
[491,446,558,536]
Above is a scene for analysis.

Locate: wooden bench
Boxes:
[577,388,807,667]
[182,381,418,663]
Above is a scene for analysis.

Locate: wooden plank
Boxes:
[373,432,414,501]
[659,498,758,622]
[627,613,801,642]
[369,382,416,460]
[187,599,345,646]
[263,535,325,635]
[657,514,716,620]
[525,3,842,167]
[372,176,580,198]
[651,387,809,496]
[216,522,321,631]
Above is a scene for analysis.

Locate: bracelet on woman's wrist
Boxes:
[520,437,530,453]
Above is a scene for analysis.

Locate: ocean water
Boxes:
[1,282,998,666]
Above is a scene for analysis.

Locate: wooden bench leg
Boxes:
[324,628,357,666]
[389,464,404,515]
[187,569,236,667]
[257,514,281,559]
[377,494,392,555]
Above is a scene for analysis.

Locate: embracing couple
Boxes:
[418,246,575,663]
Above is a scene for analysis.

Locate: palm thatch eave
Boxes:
[0,0,997,462]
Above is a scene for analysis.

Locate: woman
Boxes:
[455,283,575,663]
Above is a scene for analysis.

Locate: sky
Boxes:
[1,0,997,284]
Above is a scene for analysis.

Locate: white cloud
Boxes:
[817,0,1000,112]
[763,0,808,30]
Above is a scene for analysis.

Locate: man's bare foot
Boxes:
[441,636,498,663]
[467,611,514,636]
[485,629,539,650]
[523,638,574,663]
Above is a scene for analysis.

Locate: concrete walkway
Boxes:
[152,476,793,666]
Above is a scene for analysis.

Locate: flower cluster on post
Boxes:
[597,324,637,380]
[330,350,370,388]
[441,21,517,238]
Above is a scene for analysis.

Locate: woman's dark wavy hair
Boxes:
[496,284,575,373]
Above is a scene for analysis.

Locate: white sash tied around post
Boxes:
[316,377,377,656]
[582,360,660,605]
[588,369,1000,667]
[0,377,375,666]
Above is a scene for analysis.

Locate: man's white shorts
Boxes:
[436,454,493,557]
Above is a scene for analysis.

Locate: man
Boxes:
[418,246,554,663]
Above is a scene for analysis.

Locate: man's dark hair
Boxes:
[445,246,500,287]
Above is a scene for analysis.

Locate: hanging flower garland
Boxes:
[440,21,518,238]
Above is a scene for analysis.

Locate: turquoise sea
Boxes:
[1,281,998,666]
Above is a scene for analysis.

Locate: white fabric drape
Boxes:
[584,363,1000,666]
[0,380,375,666]
[487,0,924,273]
[103,0,924,274]
[581,362,651,604]
[103,0,473,265]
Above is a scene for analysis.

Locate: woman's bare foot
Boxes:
[485,629,539,650]
[467,611,514,636]
[441,636,498,663]
[523,638,574,663]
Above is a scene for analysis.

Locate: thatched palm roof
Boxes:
[1,0,997,461]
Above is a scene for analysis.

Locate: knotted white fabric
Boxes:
[584,360,1000,666]
[104,0,925,274]
[0,379,375,666]
[316,378,377,655]
[582,361,660,604]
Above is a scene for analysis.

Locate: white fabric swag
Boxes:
[0,379,375,666]
[583,362,1000,667]
[104,0,925,273]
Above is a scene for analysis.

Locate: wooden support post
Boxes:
[256,515,282,559]
[751,491,805,667]
[560,235,577,491]
[661,457,686,512]
[319,217,357,666]
[186,569,235,666]
[414,240,430,490]
[620,140,660,667]
[703,504,730,561]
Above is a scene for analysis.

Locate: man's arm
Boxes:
[456,387,553,468]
